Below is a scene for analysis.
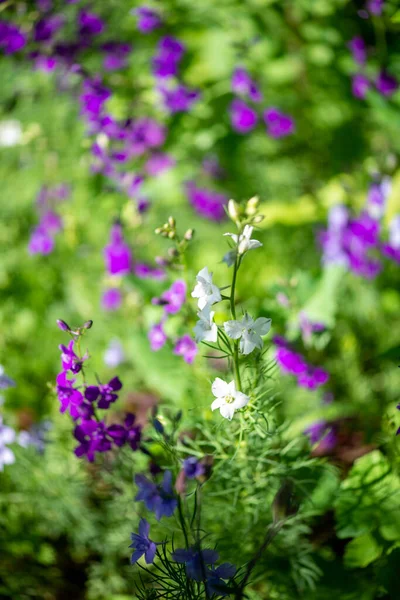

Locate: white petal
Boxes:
[224,320,243,340]
[227,381,237,395]
[1,447,15,466]
[197,266,211,283]
[254,317,271,335]
[0,427,15,444]
[220,404,235,420]
[240,334,256,355]
[223,233,238,243]
[233,392,250,409]
[204,323,218,343]
[211,397,224,411]
[210,287,222,304]
[211,378,229,398]
[191,282,202,299]
[248,240,262,250]
[197,296,208,310]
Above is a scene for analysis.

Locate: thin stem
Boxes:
[230,251,243,391]
[177,497,190,548]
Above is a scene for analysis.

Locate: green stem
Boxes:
[230,251,242,391]
[177,497,190,548]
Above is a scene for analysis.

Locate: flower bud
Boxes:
[246,195,260,216]
[168,216,176,228]
[228,199,240,222]
[168,230,176,239]
[56,319,70,332]
[252,214,265,224]
[155,227,163,235]
[83,320,93,330]
[167,247,179,258]
[184,228,194,241]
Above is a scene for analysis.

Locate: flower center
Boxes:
[224,394,234,404]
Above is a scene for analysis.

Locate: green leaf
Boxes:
[344,534,382,569]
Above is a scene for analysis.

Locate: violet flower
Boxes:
[264,108,295,138]
[366,177,391,219]
[352,73,370,99]
[78,10,104,37]
[148,321,167,351]
[348,37,366,65]
[0,21,26,54]
[230,99,258,134]
[134,6,162,33]
[231,67,262,102]
[56,371,85,419]
[104,224,132,276]
[172,548,219,581]
[174,335,198,364]
[129,519,157,565]
[376,71,398,97]
[102,42,131,71]
[34,15,64,43]
[59,340,87,374]
[84,376,122,409]
[135,470,177,520]
[183,456,205,479]
[304,420,337,453]
[145,152,175,176]
[206,564,237,596]
[159,84,200,113]
[186,181,228,221]
[152,36,185,79]
[367,0,384,15]
[102,288,122,311]
[153,280,186,314]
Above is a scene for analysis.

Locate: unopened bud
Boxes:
[184,228,194,241]
[155,227,163,235]
[57,319,70,332]
[168,230,176,239]
[168,216,176,228]
[246,195,260,216]
[83,320,93,330]
[228,199,240,222]
[252,214,265,224]
[168,247,179,258]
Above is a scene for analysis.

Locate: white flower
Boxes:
[224,225,262,257]
[224,313,271,355]
[0,120,22,148]
[0,416,16,471]
[211,378,249,420]
[104,339,125,368]
[191,267,222,310]
[389,215,400,249]
[193,305,218,343]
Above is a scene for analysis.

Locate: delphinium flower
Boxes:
[183,456,205,479]
[223,223,262,266]
[145,152,175,176]
[224,314,271,355]
[152,36,185,79]
[230,99,258,134]
[0,21,26,54]
[274,336,329,390]
[0,415,16,471]
[264,108,295,138]
[158,83,200,114]
[185,181,228,221]
[28,184,69,256]
[104,339,125,368]
[304,420,337,453]
[104,223,132,276]
[102,288,122,311]
[148,321,167,351]
[135,470,177,520]
[231,67,262,102]
[366,176,391,219]
[84,376,122,409]
[172,547,219,580]
[193,305,218,343]
[101,42,131,71]
[210,378,250,420]
[375,71,398,97]
[348,36,367,66]
[78,9,104,38]
[80,77,111,124]
[173,335,198,364]
[56,371,86,418]
[206,563,237,597]
[192,267,222,309]
[152,280,187,314]
[134,263,166,280]
[134,6,162,33]
[367,0,384,16]
[352,73,370,99]
[299,312,326,345]
[129,519,158,565]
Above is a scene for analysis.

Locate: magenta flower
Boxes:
[80,78,111,120]
[275,346,307,375]
[102,288,122,311]
[348,37,366,65]
[159,84,200,113]
[376,71,398,97]
[134,6,162,33]
[152,36,185,79]
[102,42,131,71]
[230,99,258,133]
[186,181,228,221]
[264,108,295,138]
[28,226,55,255]
[367,0,384,15]
[104,224,132,276]
[145,152,175,176]
[366,177,391,219]
[78,10,104,37]
[352,73,370,99]
[153,280,187,314]
[297,367,329,390]
[134,263,166,281]
[34,15,64,43]
[148,322,167,351]
[129,118,166,155]
[56,372,85,419]
[0,21,26,54]
[59,340,87,374]
[174,335,198,364]
[231,67,262,102]
[84,376,122,409]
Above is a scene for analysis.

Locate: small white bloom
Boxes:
[224,313,271,355]
[0,120,22,147]
[104,339,125,368]
[211,378,249,420]
[389,215,400,249]
[193,305,218,343]
[191,267,222,310]
[224,224,262,257]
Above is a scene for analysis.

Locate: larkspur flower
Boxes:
[56,371,85,419]
[134,6,162,33]
[224,314,271,355]
[73,419,111,461]
[211,378,250,420]
[104,223,132,276]
[206,563,237,596]
[102,42,131,71]
[352,73,370,99]
[348,37,366,65]
[193,305,218,343]
[134,263,165,280]
[135,470,177,520]
[34,15,64,42]
[367,0,384,15]
[192,267,221,310]
[129,519,157,565]
[366,177,391,219]
[224,224,262,261]
[304,420,337,453]
[153,280,186,314]
[183,457,205,479]
[148,321,167,351]
[28,226,55,255]
[59,340,87,374]
[376,71,398,97]
[104,339,125,368]
[145,152,175,176]
[159,83,200,113]
[152,36,185,79]
[297,367,329,389]
[78,10,104,37]
[264,108,295,138]
[172,548,219,581]
[102,288,122,311]
[174,335,198,364]
[84,376,122,409]
[231,67,262,102]
[0,416,15,471]
[0,21,26,54]
[186,182,228,221]
[230,99,258,133]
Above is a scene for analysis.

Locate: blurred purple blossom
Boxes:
[159,83,200,113]
[174,335,198,364]
[129,519,157,565]
[348,37,366,65]
[352,73,370,99]
[135,470,177,520]
[148,321,167,351]
[376,71,398,96]
[102,288,122,311]
[104,223,132,276]
[145,152,175,176]
[231,67,262,102]
[78,10,104,37]
[152,36,185,79]
[0,21,26,54]
[152,280,186,314]
[183,456,205,479]
[264,108,295,138]
[186,181,227,221]
[134,6,162,33]
[230,99,258,133]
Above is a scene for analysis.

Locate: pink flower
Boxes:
[174,335,197,364]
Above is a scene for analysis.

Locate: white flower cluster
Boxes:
[191,224,271,419]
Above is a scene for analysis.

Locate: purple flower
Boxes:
[56,371,85,419]
[366,177,391,219]
[352,73,370,99]
[84,376,122,409]
[28,226,54,255]
[104,224,132,276]
[34,15,64,42]
[172,547,219,581]
[206,564,237,596]
[102,288,122,311]
[145,152,175,176]
[230,99,258,133]
[129,519,157,565]
[297,367,329,390]
[264,108,295,138]
[135,470,177,520]
[304,421,337,453]
[231,67,262,102]
[0,21,26,54]
[183,456,205,479]
[153,280,186,314]
[348,37,366,65]
[129,118,166,155]
[367,0,384,15]
[152,36,185,79]
[74,419,112,461]
[59,340,87,374]
[124,413,142,450]
[134,263,166,280]
[102,42,131,71]
[185,181,228,221]
[134,6,162,33]
[202,156,226,180]
[148,322,167,351]
[376,71,398,97]
[78,10,104,37]
[275,346,307,376]
[299,312,325,343]
[31,53,58,72]
[159,83,200,113]
[174,335,198,364]
[80,78,111,120]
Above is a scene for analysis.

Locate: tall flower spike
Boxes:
[223,225,262,265]
[191,267,221,309]
[211,378,249,420]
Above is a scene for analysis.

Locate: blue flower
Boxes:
[172,547,219,581]
[129,519,157,565]
[135,470,177,521]
[183,456,205,479]
[206,563,236,596]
